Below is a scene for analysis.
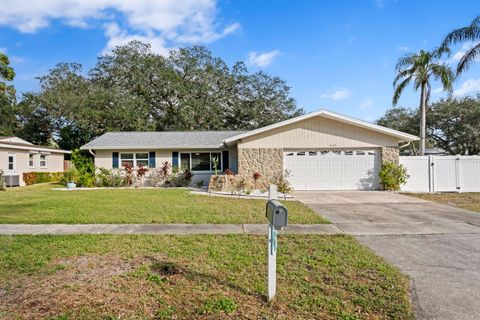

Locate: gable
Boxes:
[238,116,402,148]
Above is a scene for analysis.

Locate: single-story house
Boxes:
[80,109,418,190]
[0,136,70,186]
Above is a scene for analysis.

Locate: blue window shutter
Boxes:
[222,150,229,172]
[149,151,156,168]
[172,151,179,168]
[112,152,119,169]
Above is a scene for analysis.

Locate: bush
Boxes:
[71,149,95,187]
[272,170,293,198]
[63,168,79,183]
[96,168,125,187]
[379,161,409,191]
[0,170,6,191]
[23,172,65,186]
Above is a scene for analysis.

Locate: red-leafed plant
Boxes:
[161,161,171,177]
[252,171,261,189]
[137,165,149,187]
[123,162,134,186]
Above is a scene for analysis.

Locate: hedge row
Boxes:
[23,172,64,186]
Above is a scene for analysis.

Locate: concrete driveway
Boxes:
[294,191,480,320]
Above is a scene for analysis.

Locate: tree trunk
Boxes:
[419,84,427,156]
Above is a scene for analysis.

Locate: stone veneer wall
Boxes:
[381,146,400,164]
[237,148,283,189]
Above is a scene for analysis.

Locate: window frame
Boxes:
[39,154,47,168]
[29,154,35,168]
[7,154,15,171]
[119,152,152,168]
[178,151,223,173]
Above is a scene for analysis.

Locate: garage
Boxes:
[284,149,380,190]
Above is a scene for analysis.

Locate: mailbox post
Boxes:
[266,185,288,301]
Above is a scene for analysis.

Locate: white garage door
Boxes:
[284,150,380,190]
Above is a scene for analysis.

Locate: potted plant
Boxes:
[64,168,78,189]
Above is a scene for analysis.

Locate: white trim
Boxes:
[223,109,419,145]
[0,143,70,154]
[29,153,35,168]
[119,152,150,168]
[80,145,225,150]
[39,154,47,168]
[7,154,16,171]
[179,151,223,173]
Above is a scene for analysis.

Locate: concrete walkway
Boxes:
[294,191,480,320]
[0,223,341,235]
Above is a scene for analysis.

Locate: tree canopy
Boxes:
[7,41,302,149]
[378,96,480,155]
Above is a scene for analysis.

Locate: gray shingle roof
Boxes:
[80,131,247,150]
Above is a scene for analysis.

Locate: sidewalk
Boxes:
[0,223,342,235]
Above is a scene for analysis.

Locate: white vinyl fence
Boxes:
[399,155,480,193]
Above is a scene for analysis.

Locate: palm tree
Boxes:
[393,48,453,155]
[442,16,480,76]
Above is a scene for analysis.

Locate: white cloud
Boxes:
[432,87,444,94]
[397,45,409,51]
[453,78,480,96]
[0,0,240,54]
[321,88,352,101]
[248,50,281,68]
[0,47,6,53]
[360,97,373,109]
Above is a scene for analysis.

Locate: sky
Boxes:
[1,0,480,122]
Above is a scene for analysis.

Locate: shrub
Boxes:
[0,170,6,191]
[123,162,135,187]
[71,149,95,187]
[137,165,149,187]
[96,168,125,187]
[23,172,65,186]
[171,169,193,187]
[379,161,409,191]
[63,168,79,183]
[272,170,293,198]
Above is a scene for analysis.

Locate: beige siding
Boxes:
[0,147,65,186]
[238,116,400,149]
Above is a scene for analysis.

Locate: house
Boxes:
[80,109,418,191]
[0,136,70,186]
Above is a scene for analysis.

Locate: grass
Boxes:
[0,184,327,224]
[0,234,413,319]
[408,192,480,213]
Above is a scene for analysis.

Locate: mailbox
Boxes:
[266,199,288,230]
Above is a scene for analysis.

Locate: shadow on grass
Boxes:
[145,256,268,302]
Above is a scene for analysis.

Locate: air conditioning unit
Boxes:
[4,175,20,187]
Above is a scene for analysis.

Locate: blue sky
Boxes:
[1,0,480,122]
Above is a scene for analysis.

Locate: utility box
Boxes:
[266,199,288,230]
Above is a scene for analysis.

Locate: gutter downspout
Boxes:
[88,149,95,157]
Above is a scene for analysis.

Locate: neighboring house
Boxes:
[0,136,70,186]
[80,109,418,190]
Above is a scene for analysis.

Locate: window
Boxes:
[356,151,365,155]
[8,155,15,170]
[179,152,222,172]
[191,153,210,171]
[120,153,150,167]
[320,150,329,156]
[180,153,191,171]
[135,153,149,167]
[344,150,354,156]
[285,152,294,156]
[297,151,306,156]
[29,154,34,167]
[308,151,318,156]
[332,150,341,155]
[40,154,47,167]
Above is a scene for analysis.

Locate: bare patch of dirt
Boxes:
[0,255,289,320]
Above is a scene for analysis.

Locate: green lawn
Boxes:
[0,234,413,320]
[0,184,327,224]
[408,192,480,213]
